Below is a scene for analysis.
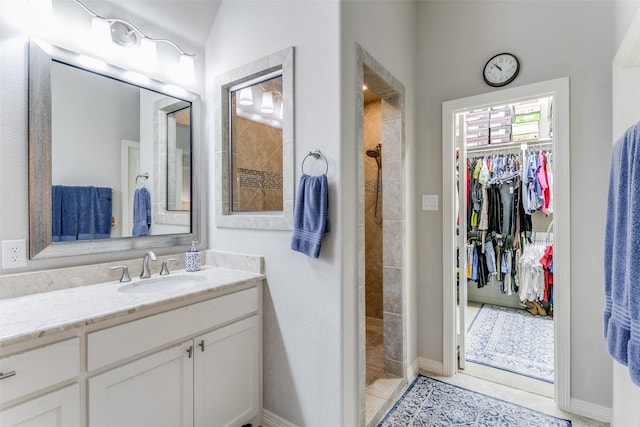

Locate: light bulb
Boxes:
[178,54,195,85]
[238,87,254,106]
[91,17,111,46]
[138,38,158,71]
[261,92,274,114]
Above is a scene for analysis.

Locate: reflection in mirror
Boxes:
[29,40,200,259]
[50,61,190,239]
[167,106,191,211]
[230,72,283,212]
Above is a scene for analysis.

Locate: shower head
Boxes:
[366,143,382,168]
[366,143,381,158]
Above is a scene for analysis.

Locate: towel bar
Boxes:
[301,150,328,176]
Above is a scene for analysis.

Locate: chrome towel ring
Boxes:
[301,150,328,176]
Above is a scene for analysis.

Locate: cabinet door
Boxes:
[89,342,194,427]
[0,384,80,427]
[194,315,260,427]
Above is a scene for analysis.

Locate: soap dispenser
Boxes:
[185,241,200,272]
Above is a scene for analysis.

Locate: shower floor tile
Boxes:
[365,316,402,427]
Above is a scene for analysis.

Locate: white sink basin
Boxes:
[118,274,206,294]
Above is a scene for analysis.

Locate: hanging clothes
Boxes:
[465,149,553,297]
[540,244,554,304]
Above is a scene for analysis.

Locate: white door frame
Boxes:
[120,140,140,238]
[442,77,571,410]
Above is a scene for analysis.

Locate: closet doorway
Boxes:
[442,78,571,409]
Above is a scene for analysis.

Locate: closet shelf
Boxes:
[466,137,552,153]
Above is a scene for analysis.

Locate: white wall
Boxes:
[416,0,638,412]
[206,2,342,425]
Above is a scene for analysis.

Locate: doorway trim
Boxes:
[442,77,571,410]
[357,45,407,424]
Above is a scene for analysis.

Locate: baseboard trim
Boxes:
[407,358,420,380]
[417,357,444,376]
[569,398,612,423]
[262,410,298,427]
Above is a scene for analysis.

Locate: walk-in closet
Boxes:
[453,92,558,397]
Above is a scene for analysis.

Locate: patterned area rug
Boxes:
[377,375,571,427]
[466,304,554,383]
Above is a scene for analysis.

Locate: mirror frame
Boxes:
[214,47,294,230]
[28,39,201,259]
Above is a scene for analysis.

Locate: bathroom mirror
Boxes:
[215,47,294,230]
[29,40,201,259]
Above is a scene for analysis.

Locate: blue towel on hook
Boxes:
[604,120,640,386]
[132,187,152,236]
[291,174,330,258]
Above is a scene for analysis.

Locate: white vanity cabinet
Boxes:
[89,341,194,427]
[0,338,81,427]
[194,315,260,427]
[0,384,80,427]
[87,287,261,427]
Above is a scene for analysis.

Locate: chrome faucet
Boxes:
[140,250,157,279]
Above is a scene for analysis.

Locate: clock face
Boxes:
[483,53,520,87]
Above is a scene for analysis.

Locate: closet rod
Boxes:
[466,138,552,154]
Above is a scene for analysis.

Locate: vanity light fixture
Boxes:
[261,92,274,114]
[72,0,195,82]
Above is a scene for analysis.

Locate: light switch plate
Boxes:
[2,239,27,268]
[422,195,439,211]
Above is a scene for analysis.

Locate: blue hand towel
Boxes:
[132,187,152,236]
[51,185,63,242]
[77,186,112,240]
[52,185,112,241]
[291,174,330,258]
[52,185,80,241]
[604,120,640,386]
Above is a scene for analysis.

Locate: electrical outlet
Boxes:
[2,239,27,268]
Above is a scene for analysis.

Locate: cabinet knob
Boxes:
[199,340,205,352]
[186,346,193,358]
[0,371,16,380]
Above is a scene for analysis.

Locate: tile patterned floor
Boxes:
[366,306,608,427]
[425,371,609,427]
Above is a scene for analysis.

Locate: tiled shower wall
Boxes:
[364,100,383,319]
[232,116,283,211]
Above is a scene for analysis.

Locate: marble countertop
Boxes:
[0,266,263,349]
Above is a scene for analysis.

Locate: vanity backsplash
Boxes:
[0,250,263,300]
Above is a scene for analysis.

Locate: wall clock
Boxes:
[482,53,520,87]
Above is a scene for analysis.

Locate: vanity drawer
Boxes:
[0,338,80,404]
[88,286,259,371]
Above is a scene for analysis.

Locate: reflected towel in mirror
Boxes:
[52,185,112,241]
[132,187,152,236]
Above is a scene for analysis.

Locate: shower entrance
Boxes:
[357,46,407,427]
